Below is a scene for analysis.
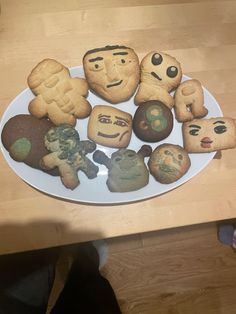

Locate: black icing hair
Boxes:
[83,45,129,59]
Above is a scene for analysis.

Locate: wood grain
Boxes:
[0,0,236,254]
[102,223,236,313]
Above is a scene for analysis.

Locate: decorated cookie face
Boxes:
[133,100,173,142]
[140,51,182,92]
[148,144,191,184]
[83,45,140,103]
[93,145,152,192]
[182,118,236,153]
[88,105,132,148]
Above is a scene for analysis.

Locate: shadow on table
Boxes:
[0,219,105,288]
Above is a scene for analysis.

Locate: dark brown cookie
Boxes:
[148,143,191,184]
[1,114,58,176]
[132,100,173,142]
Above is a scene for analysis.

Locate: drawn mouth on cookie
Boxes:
[151,72,162,81]
[200,137,213,148]
[106,80,123,88]
[98,132,120,138]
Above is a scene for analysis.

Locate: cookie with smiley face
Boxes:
[148,144,191,184]
[87,105,132,148]
[182,118,236,153]
[132,100,173,142]
[83,45,140,104]
[134,51,182,109]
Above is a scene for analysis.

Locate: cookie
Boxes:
[174,79,208,122]
[87,105,132,148]
[182,117,236,153]
[148,144,191,184]
[93,145,152,192]
[83,45,140,104]
[132,100,173,142]
[134,51,182,108]
[28,58,92,126]
[40,124,99,190]
[1,114,58,176]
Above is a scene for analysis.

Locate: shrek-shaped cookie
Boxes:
[83,45,140,104]
[93,145,152,192]
[40,124,99,190]
[28,59,92,126]
[1,114,58,176]
[134,51,182,108]
[133,100,173,142]
[182,117,236,153]
[148,144,191,184]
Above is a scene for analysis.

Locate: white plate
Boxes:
[0,67,223,204]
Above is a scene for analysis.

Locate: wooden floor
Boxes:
[48,221,236,313]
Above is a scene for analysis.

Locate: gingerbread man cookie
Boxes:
[40,124,99,190]
[134,51,182,109]
[28,59,92,126]
[174,79,208,122]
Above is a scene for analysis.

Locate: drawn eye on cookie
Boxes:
[213,120,227,134]
[88,56,104,71]
[188,124,201,136]
[166,66,178,78]
[151,53,163,66]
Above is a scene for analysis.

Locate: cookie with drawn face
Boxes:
[134,51,182,109]
[93,145,152,192]
[132,100,173,142]
[83,45,140,104]
[87,105,132,148]
[148,144,191,184]
[182,118,236,153]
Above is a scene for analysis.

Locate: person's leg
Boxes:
[0,248,59,314]
[51,242,121,314]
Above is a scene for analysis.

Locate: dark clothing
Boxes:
[0,244,121,314]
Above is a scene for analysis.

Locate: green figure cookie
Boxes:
[93,145,152,192]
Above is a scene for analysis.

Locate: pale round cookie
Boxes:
[148,143,191,184]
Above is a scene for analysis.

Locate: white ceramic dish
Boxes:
[0,67,223,204]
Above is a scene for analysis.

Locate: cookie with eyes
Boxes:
[93,145,152,192]
[182,117,236,153]
[83,45,140,104]
[134,51,182,109]
[132,100,173,142]
[87,105,132,148]
[148,144,191,184]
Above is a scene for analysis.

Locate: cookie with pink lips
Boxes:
[182,117,236,153]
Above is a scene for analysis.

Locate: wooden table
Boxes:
[0,0,236,255]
